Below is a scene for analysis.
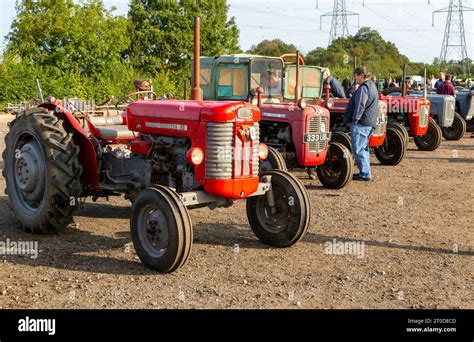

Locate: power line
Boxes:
[433,0,473,73]
[320,0,360,45]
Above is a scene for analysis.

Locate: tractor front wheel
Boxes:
[131,186,193,273]
[441,113,466,141]
[2,108,82,233]
[247,170,310,247]
[259,146,287,174]
[316,142,353,189]
[414,118,442,151]
[374,126,407,165]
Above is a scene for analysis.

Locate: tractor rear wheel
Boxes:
[246,170,310,247]
[388,121,409,145]
[259,146,287,173]
[441,113,466,141]
[316,142,353,189]
[331,131,352,152]
[2,108,82,233]
[131,186,192,273]
[414,118,442,151]
[374,127,406,166]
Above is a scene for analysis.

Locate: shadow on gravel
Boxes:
[0,195,268,274]
[75,202,131,219]
[406,156,474,163]
[305,232,474,257]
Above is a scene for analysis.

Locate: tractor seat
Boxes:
[87,114,135,141]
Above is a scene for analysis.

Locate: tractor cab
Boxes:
[198,54,285,104]
[283,64,324,102]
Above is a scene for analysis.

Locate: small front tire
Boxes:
[130,186,192,273]
[247,170,310,248]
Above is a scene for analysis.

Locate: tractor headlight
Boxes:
[238,107,253,119]
[327,98,334,108]
[186,147,204,166]
[258,143,269,160]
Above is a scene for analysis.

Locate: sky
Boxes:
[0,0,473,64]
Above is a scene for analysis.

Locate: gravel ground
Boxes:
[0,112,473,309]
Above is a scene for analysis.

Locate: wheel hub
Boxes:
[145,210,169,251]
[13,141,46,206]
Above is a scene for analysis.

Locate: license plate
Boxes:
[303,132,331,143]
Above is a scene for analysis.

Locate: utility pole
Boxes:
[433,0,474,75]
[320,0,360,46]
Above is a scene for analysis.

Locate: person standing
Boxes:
[322,68,346,98]
[434,72,445,89]
[436,74,457,96]
[343,66,378,181]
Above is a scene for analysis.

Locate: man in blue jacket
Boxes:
[323,68,346,98]
[343,66,378,181]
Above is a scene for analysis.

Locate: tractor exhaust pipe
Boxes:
[191,17,203,101]
[423,68,427,99]
[402,64,407,97]
[295,50,301,103]
[35,79,44,103]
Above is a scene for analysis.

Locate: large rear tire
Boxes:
[259,146,287,174]
[414,118,442,151]
[316,142,353,189]
[441,113,466,141]
[130,186,192,273]
[374,127,406,165]
[246,170,310,248]
[2,108,82,233]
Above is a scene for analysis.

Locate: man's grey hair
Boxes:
[322,67,331,76]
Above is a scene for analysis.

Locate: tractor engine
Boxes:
[98,136,198,194]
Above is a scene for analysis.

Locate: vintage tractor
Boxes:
[383,89,461,141]
[193,53,353,189]
[380,67,439,151]
[2,18,311,273]
[452,86,474,134]
[287,62,406,166]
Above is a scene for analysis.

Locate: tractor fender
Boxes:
[39,103,100,189]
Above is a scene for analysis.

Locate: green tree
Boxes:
[305,27,410,80]
[129,0,240,90]
[246,39,298,57]
[1,0,135,106]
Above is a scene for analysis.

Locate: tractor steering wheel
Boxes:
[115,91,157,110]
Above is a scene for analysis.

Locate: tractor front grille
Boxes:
[373,105,388,137]
[234,123,259,177]
[206,122,259,179]
[308,115,329,153]
[419,105,429,128]
[444,97,455,122]
[206,122,234,179]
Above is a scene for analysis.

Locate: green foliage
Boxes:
[128,0,240,97]
[246,39,298,57]
[305,27,410,80]
[0,0,136,108]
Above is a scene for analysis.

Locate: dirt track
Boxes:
[0,113,473,309]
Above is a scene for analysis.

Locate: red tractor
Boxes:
[381,67,438,151]
[2,18,311,273]
[281,57,406,167]
[194,53,353,189]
